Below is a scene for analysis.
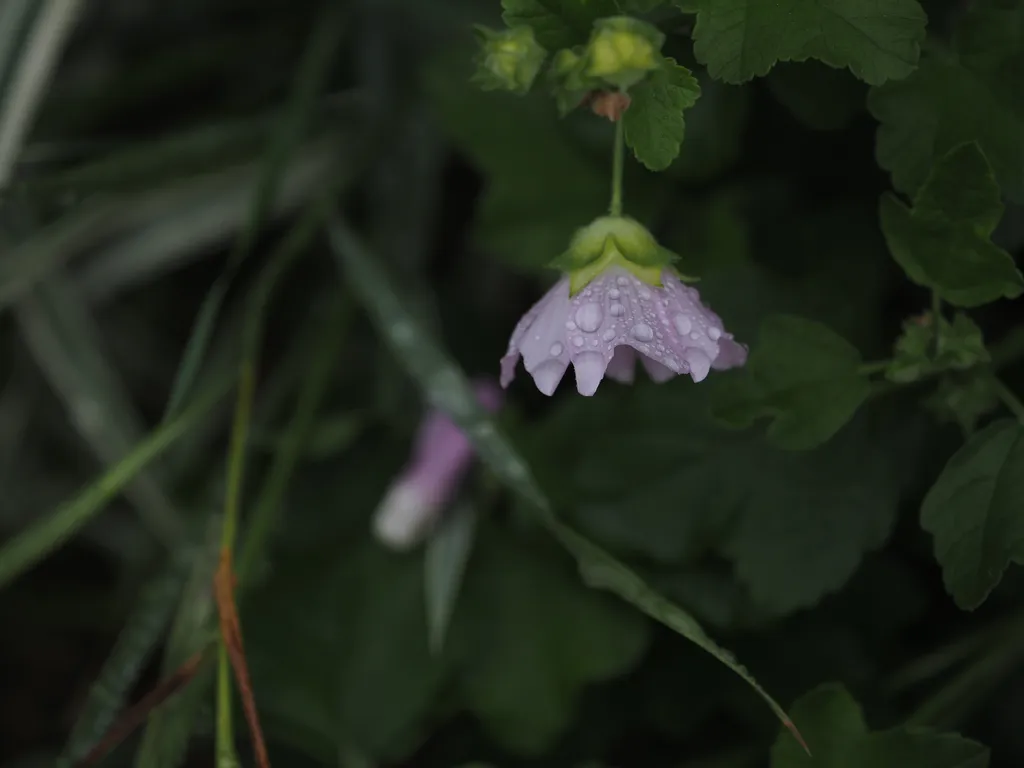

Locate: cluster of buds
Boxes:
[474,16,666,119]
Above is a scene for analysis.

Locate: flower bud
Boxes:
[372,379,504,550]
[472,25,547,95]
[584,17,664,90]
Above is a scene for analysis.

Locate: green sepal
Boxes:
[547,47,600,116]
[547,215,684,295]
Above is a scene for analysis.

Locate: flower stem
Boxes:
[609,116,624,217]
[989,375,1024,425]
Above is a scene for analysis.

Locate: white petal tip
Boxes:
[371,483,437,551]
[531,359,566,396]
[573,352,607,396]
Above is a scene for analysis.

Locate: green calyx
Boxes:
[472,25,547,95]
[550,216,692,294]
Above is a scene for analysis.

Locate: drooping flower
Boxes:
[500,216,747,397]
[372,379,503,550]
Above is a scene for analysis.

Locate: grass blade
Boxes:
[328,216,806,748]
[162,3,346,417]
[424,501,477,654]
[134,516,222,768]
[17,276,182,544]
[56,547,196,767]
[0,0,84,189]
[0,374,231,591]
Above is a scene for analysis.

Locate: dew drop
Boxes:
[549,342,563,357]
[708,326,722,340]
[608,288,621,300]
[638,287,651,300]
[631,323,654,342]
[602,329,616,342]
[575,303,603,333]
[673,314,692,336]
[610,303,625,317]
[566,321,577,331]
[617,276,630,286]
[573,336,584,347]
[690,331,700,340]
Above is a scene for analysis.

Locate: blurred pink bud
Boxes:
[372,378,504,550]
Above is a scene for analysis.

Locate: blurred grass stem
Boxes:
[0,0,83,188]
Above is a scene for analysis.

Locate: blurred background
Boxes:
[1,0,1024,766]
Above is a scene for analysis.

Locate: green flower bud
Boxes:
[584,17,664,90]
[472,25,548,95]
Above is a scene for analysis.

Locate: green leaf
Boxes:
[886,312,990,384]
[711,315,872,450]
[623,56,701,171]
[452,524,649,753]
[329,215,805,746]
[550,385,909,615]
[681,0,926,85]
[501,0,619,49]
[248,537,445,760]
[424,501,477,654]
[869,0,1024,202]
[921,418,1024,609]
[0,377,230,591]
[879,143,1024,307]
[771,684,989,767]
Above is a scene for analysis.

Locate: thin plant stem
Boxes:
[214,361,255,765]
[989,374,1024,424]
[609,116,624,217]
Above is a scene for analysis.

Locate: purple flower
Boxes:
[499,216,746,397]
[372,379,503,550]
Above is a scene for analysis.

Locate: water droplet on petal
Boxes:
[573,336,584,347]
[708,326,722,340]
[638,287,651,299]
[610,303,625,317]
[566,321,577,331]
[608,288,620,300]
[690,331,700,340]
[673,314,692,336]
[590,338,598,347]
[549,342,563,357]
[617,276,629,286]
[575,303,603,333]
[602,329,616,341]
[631,323,654,342]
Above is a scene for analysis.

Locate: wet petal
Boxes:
[683,348,712,382]
[641,355,676,383]
[606,346,637,384]
[532,358,568,396]
[499,277,567,388]
[573,351,608,396]
[712,336,749,370]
